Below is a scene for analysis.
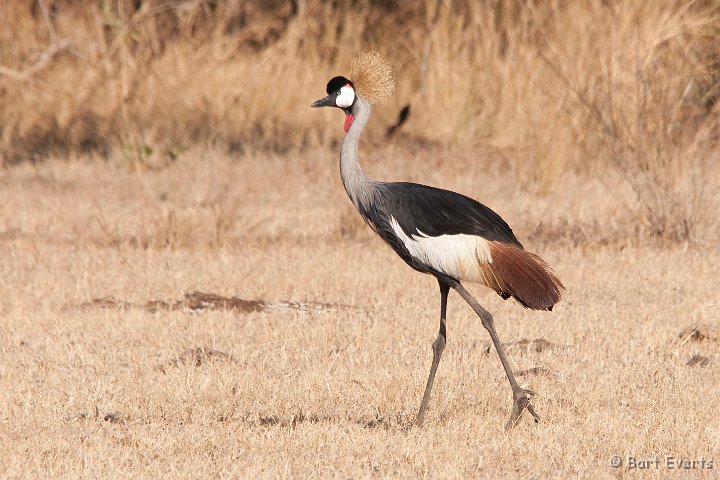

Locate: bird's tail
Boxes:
[479,241,564,311]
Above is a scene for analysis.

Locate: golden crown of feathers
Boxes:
[350,51,395,105]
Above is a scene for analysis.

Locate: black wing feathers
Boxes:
[355,182,563,310]
[378,182,521,246]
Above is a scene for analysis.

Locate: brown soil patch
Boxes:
[483,338,566,355]
[679,325,720,343]
[173,347,235,367]
[103,412,126,425]
[249,412,412,431]
[515,366,560,379]
[156,347,237,373]
[76,291,347,314]
[686,354,711,367]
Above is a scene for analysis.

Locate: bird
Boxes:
[311,51,564,429]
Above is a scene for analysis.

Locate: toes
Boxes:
[504,394,540,430]
[526,403,541,423]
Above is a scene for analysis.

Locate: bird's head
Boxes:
[311,51,395,133]
[311,76,357,133]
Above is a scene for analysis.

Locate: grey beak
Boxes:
[311,95,334,108]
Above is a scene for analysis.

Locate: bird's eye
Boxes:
[337,90,342,95]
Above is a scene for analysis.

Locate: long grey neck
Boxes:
[340,95,376,211]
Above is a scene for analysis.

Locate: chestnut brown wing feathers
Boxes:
[487,241,564,310]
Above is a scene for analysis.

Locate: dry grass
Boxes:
[1,1,720,476]
[2,0,720,239]
[0,148,719,478]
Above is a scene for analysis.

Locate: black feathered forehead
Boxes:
[326,76,353,94]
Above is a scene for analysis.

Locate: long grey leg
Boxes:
[451,282,540,430]
[415,280,450,426]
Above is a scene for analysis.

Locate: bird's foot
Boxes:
[414,411,425,428]
[504,387,540,431]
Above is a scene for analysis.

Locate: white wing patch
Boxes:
[336,86,355,108]
[389,216,492,281]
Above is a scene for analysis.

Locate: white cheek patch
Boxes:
[336,86,355,108]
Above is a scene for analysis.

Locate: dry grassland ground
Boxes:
[0,147,719,478]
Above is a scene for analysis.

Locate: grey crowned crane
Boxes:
[311,52,564,429]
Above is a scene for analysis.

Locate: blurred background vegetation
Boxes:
[1,0,719,240]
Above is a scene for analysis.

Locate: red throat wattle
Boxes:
[344,113,354,133]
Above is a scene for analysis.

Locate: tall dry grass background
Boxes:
[2,1,720,478]
[2,0,720,240]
